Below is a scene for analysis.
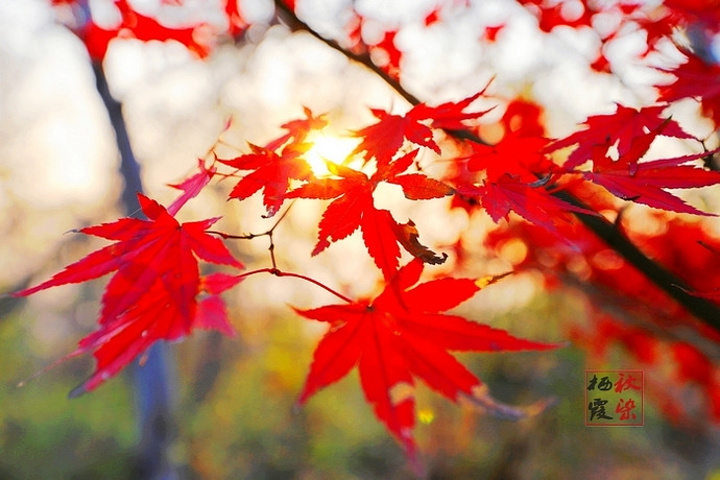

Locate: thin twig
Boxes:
[207,201,293,238]
[239,267,353,303]
[206,202,350,298]
[205,230,260,240]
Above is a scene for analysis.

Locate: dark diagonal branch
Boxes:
[274,0,420,107]
[555,192,720,332]
[274,0,720,333]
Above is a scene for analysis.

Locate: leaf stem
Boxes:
[207,201,349,302]
[206,201,294,268]
[205,230,259,240]
[239,267,353,304]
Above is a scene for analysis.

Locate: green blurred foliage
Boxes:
[0,312,136,479]
[1,287,715,479]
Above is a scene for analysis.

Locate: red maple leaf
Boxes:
[294,260,559,462]
[548,104,696,169]
[466,131,555,183]
[383,149,455,200]
[353,93,491,166]
[219,143,313,217]
[581,120,720,215]
[167,158,216,215]
[264,107,328,152]
[13,194,243,395]
[585,158,720,215]
[288,162,403,279]
[460,175,595,231]
[217,108,327,216]
[289,154,449,278]
[659,51,720,127]
[353,108,438,166]
[410,90,493,131]
[450,120,596,230]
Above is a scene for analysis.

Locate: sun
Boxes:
[303,131,361,176]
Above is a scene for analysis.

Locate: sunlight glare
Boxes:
[303,132,361,176]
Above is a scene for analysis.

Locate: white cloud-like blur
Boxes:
[0,0,682,303]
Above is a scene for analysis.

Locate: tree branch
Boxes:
[274,1,720,333]
[273,0,420,107]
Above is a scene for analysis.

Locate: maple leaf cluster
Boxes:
[14,92,559,464]
[15,194,243,395]
[20,0,720,470]
[486,209,720,425]
[447,0,720,426]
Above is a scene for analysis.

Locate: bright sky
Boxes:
[0,0,656,209]
[0,2,114,208]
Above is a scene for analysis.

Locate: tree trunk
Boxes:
[93,61,180,480]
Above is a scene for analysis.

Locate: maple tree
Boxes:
[8,0,720,477]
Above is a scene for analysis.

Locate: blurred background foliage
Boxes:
[3,287,713,479]
[2,0,720,479]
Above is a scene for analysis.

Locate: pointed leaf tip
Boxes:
[68,384,87,399]
[475,271,513,289]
